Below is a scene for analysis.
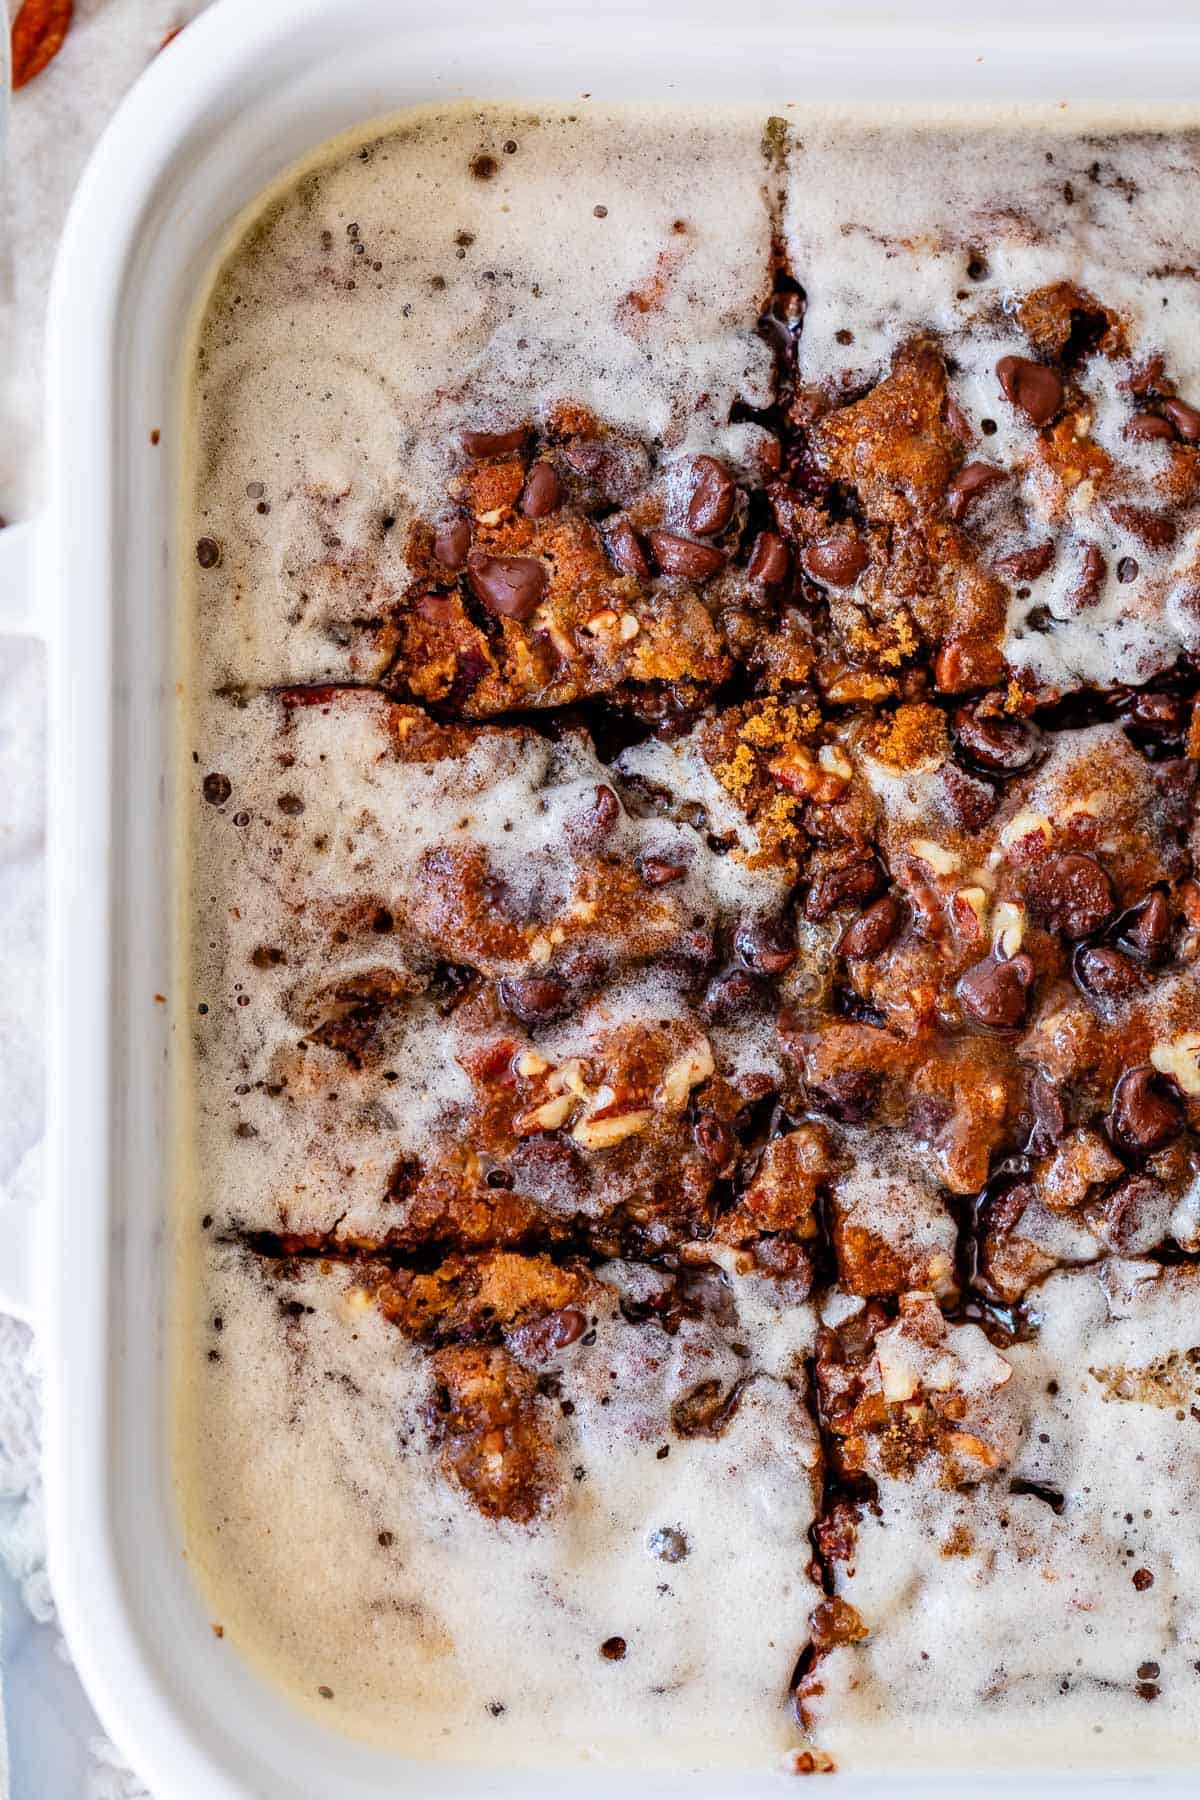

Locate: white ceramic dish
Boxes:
[7,0,1200,1792]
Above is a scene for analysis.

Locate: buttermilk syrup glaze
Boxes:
[178,104,1200,1771]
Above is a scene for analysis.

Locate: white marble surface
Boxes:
[0,4,210,1795]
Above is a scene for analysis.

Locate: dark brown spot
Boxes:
[1161,396,1200,442]
[648,531,726,581]
[686,456,735,536]
[735,918,796,975]
[945,461,1007,522]
[202,773,232,805]
[1111,1067,1184,1155]
[433,517,471,568]
[747,531,789,585]
[1025,853,1115,940]
[636,852,688,887]
[996,356,1063,427]
[1073,945,1143,1001]
[600,1636,627,1661]
[499,975,569,1025]
[196,537,221,568]
[803,533,868,587]
[995,541,1055,582]
[838,894,901,961]
[954,704,1042,775]
[461,425,527,458]
[520,461,563,519]
[1126,411,1178,442]
[604,516,650,579]
[466,550,547,621]
[959,953,1035,1029]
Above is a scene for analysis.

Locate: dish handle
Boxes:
[0,516,43,1323]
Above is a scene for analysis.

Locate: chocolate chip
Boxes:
[941,766,1000,832]
[277,793,304,817]
[461,425,527,457]
[520,461,563,519]
[735,918,797,975]
[807,1070,880,1124]
[1074,945,1143,1001]
[196,536,222,568]
[647,1527,689,1563]
[996,356,1063,427]
[747,530,789,585]
[600,1637,627,1661]
[694,1112,734,1167]
[838,894,901,960]
[1121,689,1188,740]
[592,785,621,836]
[1027,1073,1066,1155]
[202,773,232,805]
[1025,853,1115,939]
[1102,1177,1164,1254]
[686,456,735,536]
[636,852,688,886]
[945,461,1007,522]
[944,395,974,443]
[1126,411,1178,442]
[1107,502,1177,550]
[1119,890,1172,964]
[805,859,883,921]
[1162,396,1200,441]
[416,591,458,625]
[648,531,726,581]
[1138,1661,1161,1681]
[702,968,763,1022]
[1117,556,1140,584]
[433,517,471,567]
[959,953,1035,1028]
[953,703,1043,775]
[803,533,868,587]
[1067,543,1107,610]
[499,975,569,1024]
[508,1306,587,1363]
[1132,1568,1154,1592]
[466,550,547,620]
[604,516,650,578]
[995,541,1055,581]
[1110,1066,1185,1154]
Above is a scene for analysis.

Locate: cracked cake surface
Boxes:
[178,102,1200,1772]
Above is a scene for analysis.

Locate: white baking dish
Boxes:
[8,0,1200,1792]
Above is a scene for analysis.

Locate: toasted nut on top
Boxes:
[768,745,849,803]
[1150,1033,1200,1097]
[657,1038,716,1111]
[908,838,960,877]
[572,1108,653,1149]
[953,886,990,937]
[991,899,1026,958]
[998,810,1053,852]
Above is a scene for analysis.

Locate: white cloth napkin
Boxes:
[0,4,210,1793]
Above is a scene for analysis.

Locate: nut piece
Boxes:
[516,1093,577,1135]
[1150,1033,1200,1097]
[657,1037,716,1111]
[768,745,850,802]
[991,899,1026,958]
[908,839,960,877]
[953,886,990,938]
[572,1109,653,1150]
[998,810,1053,853]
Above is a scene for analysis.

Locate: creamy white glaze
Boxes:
[178,101,1200,1775]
